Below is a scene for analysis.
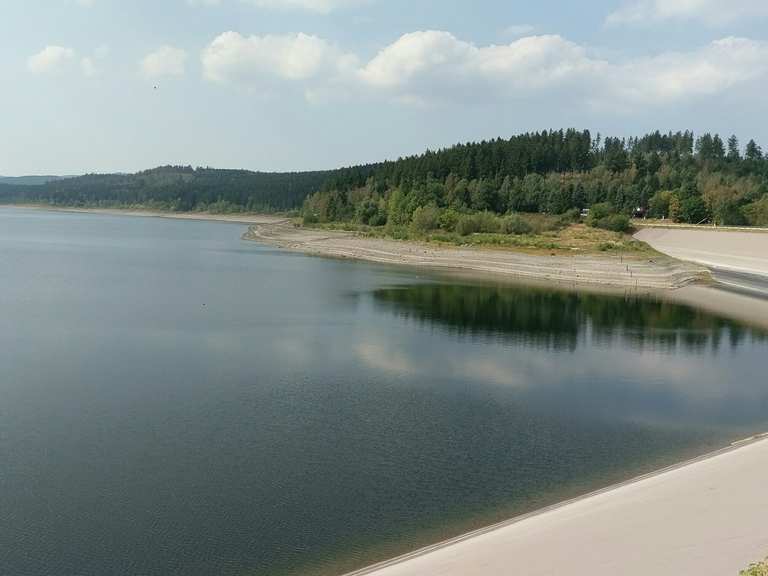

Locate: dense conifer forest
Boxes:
[0,166,331,212]
[2,130,767,226]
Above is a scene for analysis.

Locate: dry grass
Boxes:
[742,559,768,576]
[306,221,655,256]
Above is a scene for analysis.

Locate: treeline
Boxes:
[304,130,768,228]
[0,166,333,212]
[2,130,768,225]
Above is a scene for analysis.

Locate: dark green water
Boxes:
[1,208,766,576]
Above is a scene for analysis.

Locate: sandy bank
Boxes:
[345,435,768,576]
[244,221,707,290]
[635,227,768,277]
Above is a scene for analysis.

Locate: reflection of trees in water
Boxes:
[372,284,766,353]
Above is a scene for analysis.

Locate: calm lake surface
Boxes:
[1,207,767,576]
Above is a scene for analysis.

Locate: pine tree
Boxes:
[727,135,741,161]
[746,140,764,161]
[712,135,726,160]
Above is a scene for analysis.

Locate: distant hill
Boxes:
[0,175,73,186]
[2,130,768,225]
[0,166,338,212]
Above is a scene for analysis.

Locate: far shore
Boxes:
[1,204,286,226]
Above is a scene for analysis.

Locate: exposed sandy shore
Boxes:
[636,227,768,277]
[345,435,768,576]
[244,220,707,290]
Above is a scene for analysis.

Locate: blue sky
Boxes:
[2,0,768,175]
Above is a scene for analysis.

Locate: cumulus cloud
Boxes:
[242,0,369,13]
[358,32,604,104]
[140,46,188,79]
[607,0,768,26]
[27,46,76,74]
[201,29,768,110]
[28,44,109,77]
[358,31,768,109]
[202,31,358,90]
[612,37,768,105]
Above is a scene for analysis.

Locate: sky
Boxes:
[2,0,768,175]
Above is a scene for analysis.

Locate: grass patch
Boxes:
[303,220,655,256]
[742,559,768,576]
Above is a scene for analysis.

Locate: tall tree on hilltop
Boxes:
[746,139,764,161]
[727,135,741,162]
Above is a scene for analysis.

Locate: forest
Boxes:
[304,130,768,231]
[0,166,332,212]
[2,130,767,228]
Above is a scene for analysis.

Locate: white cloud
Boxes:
[358,31,768,109]
[242,0,369,13]
[607,0,768,26]
[611,37,768,105]
[27,46,76,74]
[358,32,604,104]
[75,0,96,6]
[28,44,110,78]
[201,29,768,110]
[202,31,358,87]
[140,46,188,79]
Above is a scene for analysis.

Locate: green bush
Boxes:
[585,203,631,232]
[743,197,768,226]
[476,211,501,233]
[354,199,384,226]
[587,202,616,223]
[559,208,582,225]
[596,214,632,232]
[439,208,460,232]
[501,214,534,235]
[456,212,501,236]
[410,205,441,233]
[456,214,480,236]
[680,196,710,224]
[384,223,409,239]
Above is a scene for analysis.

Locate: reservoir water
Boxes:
[1,207,766,576]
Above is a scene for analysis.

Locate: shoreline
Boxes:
[0,204,287,226]
[7,205,768,330]
[342,433,768,576]
[243,219,708,291]
[3,205,709,290]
